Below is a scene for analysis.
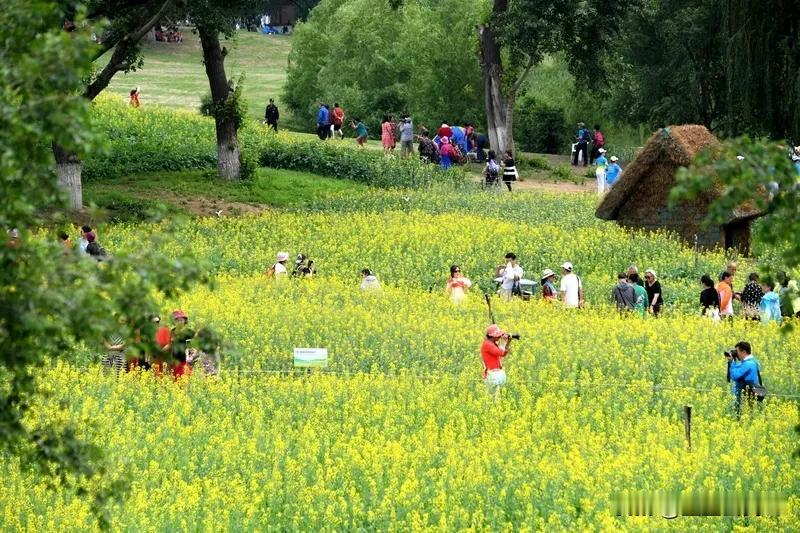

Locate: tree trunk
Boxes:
[478,1,513,155]
[53,143,83,210]
[198,28,241,181]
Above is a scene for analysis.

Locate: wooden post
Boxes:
[683,405,692,451]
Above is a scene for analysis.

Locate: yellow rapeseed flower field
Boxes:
[2,189,798,530]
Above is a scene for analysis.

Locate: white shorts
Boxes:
[485,369,507,394]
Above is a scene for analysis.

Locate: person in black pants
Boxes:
[264,98,279,132]
[573,122,590,166]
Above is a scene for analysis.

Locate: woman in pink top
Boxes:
[381,115,394,153]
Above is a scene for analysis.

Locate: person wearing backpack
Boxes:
[612,272,636,312]
[572,122,590,167]
[266,251,290,277]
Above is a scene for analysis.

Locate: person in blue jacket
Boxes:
[316,103,330,140]
[759,280,782,324]
[726,341,762,412]
[450,125,468,156]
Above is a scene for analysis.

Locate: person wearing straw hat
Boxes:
[594,148,608,195]
[481,324,513,399]
[266,251,290,277]
[559,261,583,308]
[606,156,622,187]
[541,268,558,302]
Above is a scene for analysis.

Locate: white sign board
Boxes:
[293,348,328,368]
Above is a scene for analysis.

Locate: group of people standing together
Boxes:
[699,261,797,323]
[573,122,624,195]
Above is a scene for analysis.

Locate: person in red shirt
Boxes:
[481,324,513,399]
[331,103,345,139]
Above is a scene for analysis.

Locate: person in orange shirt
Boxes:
[481,324,514,400]
[717,271,735,318]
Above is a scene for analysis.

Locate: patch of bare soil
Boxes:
[171,196,268,217]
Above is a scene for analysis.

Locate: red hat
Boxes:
[171,309,188,320]
[486,324,505,338]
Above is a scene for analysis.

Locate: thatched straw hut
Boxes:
[595,125,762,254]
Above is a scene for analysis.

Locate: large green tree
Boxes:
[611,0,726,131]
[2,1,209,524]
[284,0,484,135]
[478,0,626,155]
[55,0,175,209]
[611,0,799,140]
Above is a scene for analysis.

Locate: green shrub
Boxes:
[549,164,574,182]
[86,97,465,189]
[515,94,569,154]
[244,127,466,188]
[515,153,550,171]
[86,96,217,181]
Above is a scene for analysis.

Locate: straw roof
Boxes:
[596,125,719,219]
[595,125,763,224]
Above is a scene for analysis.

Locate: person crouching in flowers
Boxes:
[266,251,290,277]
[481,324,513,400]
[360,269,381,291]
[446,265,472,305]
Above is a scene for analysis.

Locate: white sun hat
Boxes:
[541,268,556,281]
[561,261,573,271]
[610,156,619,162]
[276,251,290,262]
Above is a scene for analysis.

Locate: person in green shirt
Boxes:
[352,118,368,147]
[628,273,648,318]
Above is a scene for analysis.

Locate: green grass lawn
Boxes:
[102,30,292,122]
[84,168,370,221]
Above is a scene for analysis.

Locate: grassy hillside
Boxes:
[101,29,292,122]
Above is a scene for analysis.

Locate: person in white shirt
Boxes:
[267,251,289,277]
[559,261,583,308]
[497,252,523,300]
[360,268,381,291]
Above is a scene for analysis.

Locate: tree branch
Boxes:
[510,55,535,94]
[83,0,174,101]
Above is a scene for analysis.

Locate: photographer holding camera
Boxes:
[481,325,518,399]
[725,341,766,411]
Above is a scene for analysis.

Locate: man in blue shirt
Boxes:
[316,103,330,140]
[726,341,762,411]
[572,122,590,167]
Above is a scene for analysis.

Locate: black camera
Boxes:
[510,333,521,340]
[723,348,738,359]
